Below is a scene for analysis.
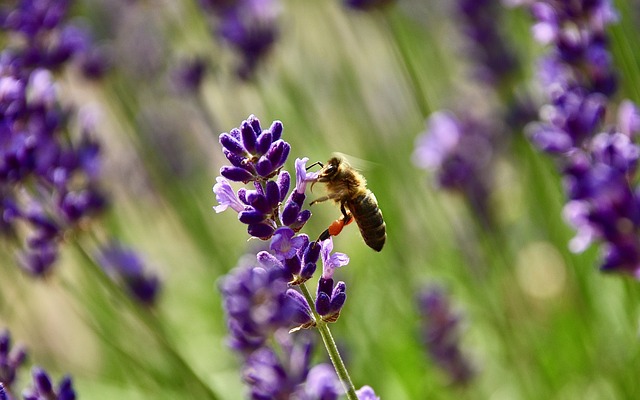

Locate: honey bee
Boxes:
[309,156,386,251]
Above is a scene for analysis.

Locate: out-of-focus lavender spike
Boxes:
[525,0,640,276]
[418,286,474,386]
[97,240,161,306]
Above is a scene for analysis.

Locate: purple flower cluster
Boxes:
[220,259,302,354]
[220,257,343,399]
[0,0,107,78]
[1,0,108,276]
[526,0,640,276]
[197,0,280,79]
[22,367,76,400]
[0,329,27,397]
[214,115,308,238]
[418,286,474,386]
[413,111,495,226]
[455,0,519,86]
[97,240,161,306]
[242,331,343,400]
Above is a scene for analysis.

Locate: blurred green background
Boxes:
[2,0,640,399]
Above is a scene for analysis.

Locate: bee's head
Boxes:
[317,157,342,182]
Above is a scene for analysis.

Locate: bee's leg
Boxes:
[310,193,340,206]
[340,203,351,223]
[318,211,353,242]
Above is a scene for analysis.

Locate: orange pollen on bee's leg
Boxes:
[328,216,353,236]
[328,219,345,236]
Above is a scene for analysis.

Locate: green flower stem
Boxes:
[299,282,358,400]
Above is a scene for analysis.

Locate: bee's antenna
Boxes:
[306,161,323,171]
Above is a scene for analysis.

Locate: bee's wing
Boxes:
[331,152,378,172]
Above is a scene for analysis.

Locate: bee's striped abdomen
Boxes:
[348,191,386,252]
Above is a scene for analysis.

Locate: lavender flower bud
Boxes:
[276,171,291,201]
[286,289,314,327]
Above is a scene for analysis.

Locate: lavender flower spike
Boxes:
[218,115,289,182]
[418,286,474,385]
[525,0,640,276]
[214,116,311,240]
[97,241,161,306]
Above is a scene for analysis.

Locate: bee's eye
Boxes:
[325,165,336,175]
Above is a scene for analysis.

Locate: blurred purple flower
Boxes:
[242,330,313,399]
[526,0,640,276]
[413,110,495,227]
[22,367,76,400]
[355,385,380,400]
[0,329,27,394]
[170,56,207,94]
[197,0,280,79]
[456,0,519,85]
[220,262,299,355]
[0,0,108,276]
[418,286,474,386]
[97,241,161,306]
[299,364,343,400]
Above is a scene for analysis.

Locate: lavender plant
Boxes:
[3,0,640,398]
[214,115,374,399]
[525,0,640,276]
